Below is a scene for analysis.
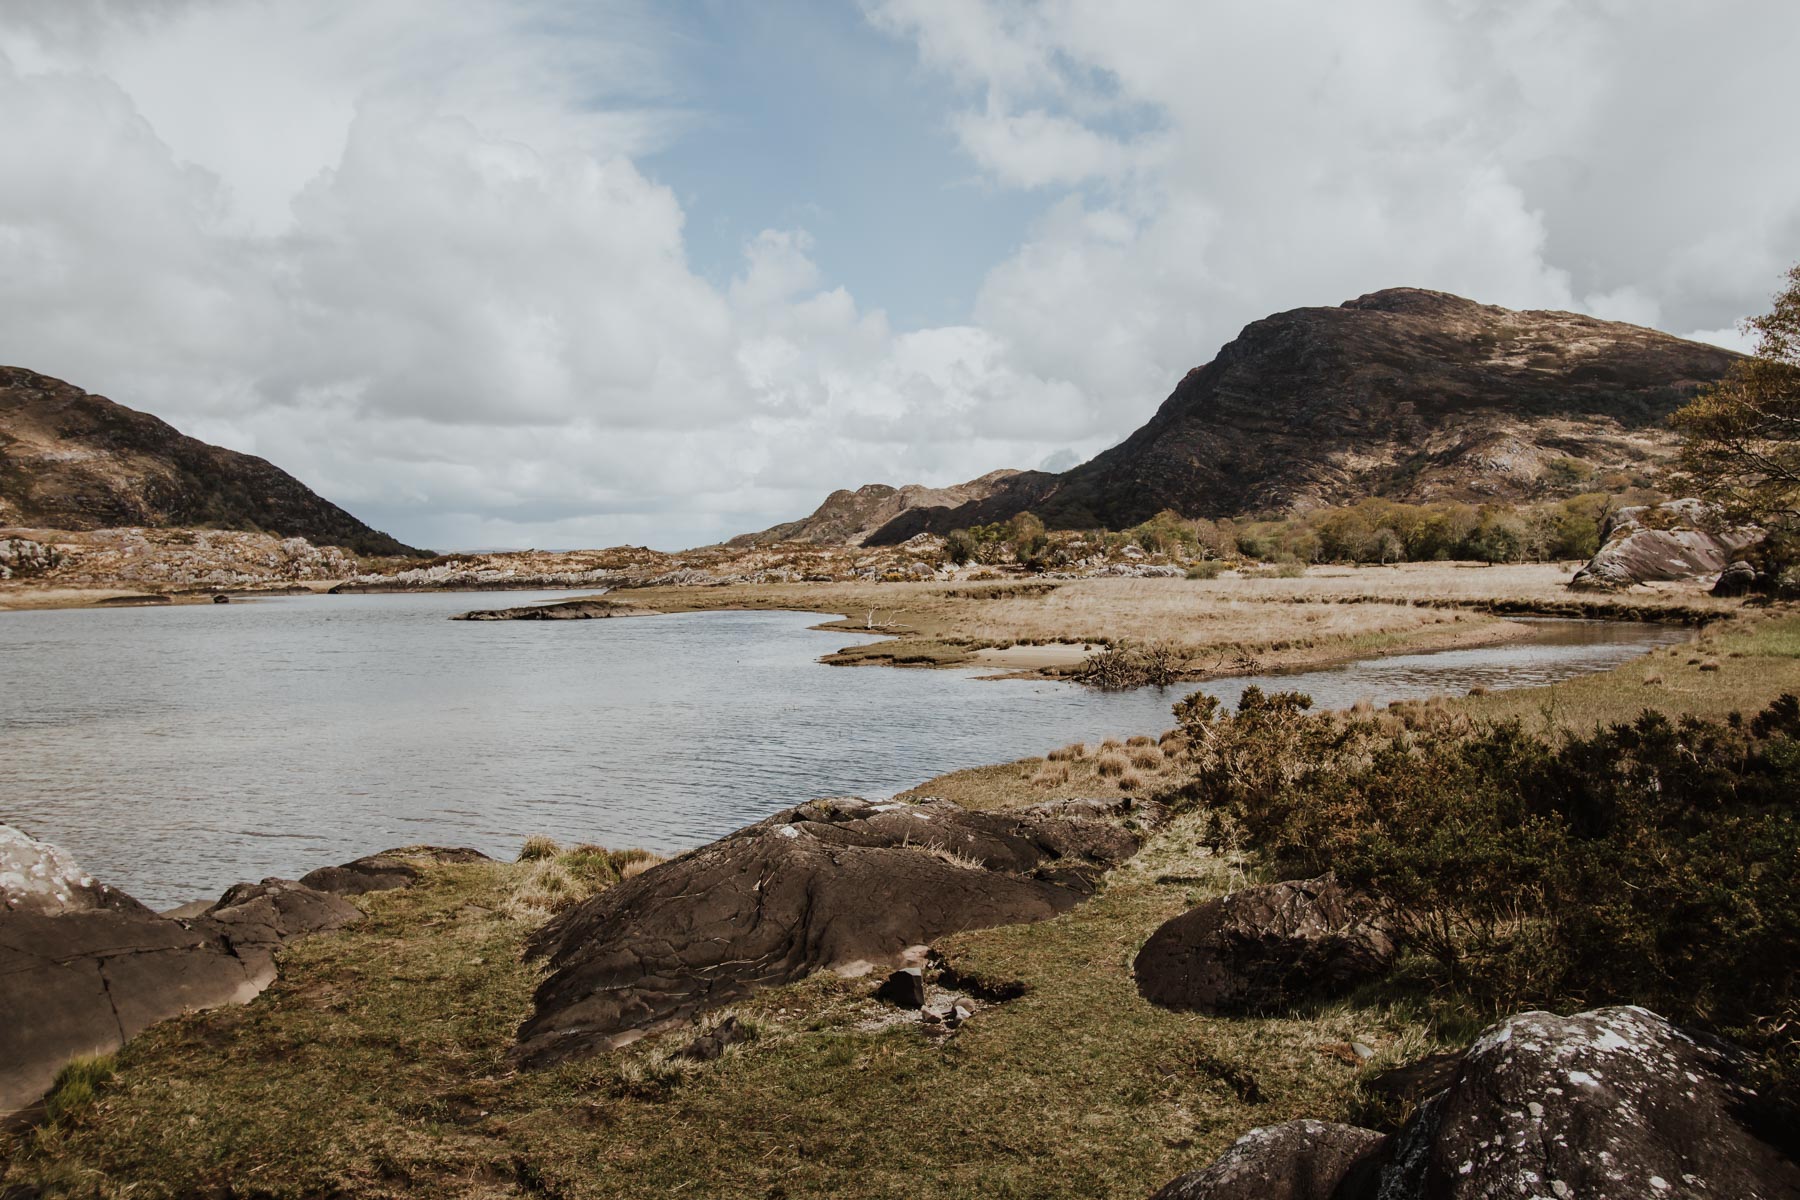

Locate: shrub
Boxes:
[1167,691,1800,1047]
[1074,640,1183,689]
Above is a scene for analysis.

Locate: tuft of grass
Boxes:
[1095,751,1128,778]
[1128,745,1165,771]
[517,834,562,861]
[42,1055,115,1125]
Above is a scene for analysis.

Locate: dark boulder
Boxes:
[516,795,1159,1065]
[190,877,362,976]
[1134,875,1396,1015]
[1379,1005,1800,1200]
[876,967,927,1008]
[1150,1120,1388,1200]
[299,845,491,896]
[1715,559,1760,596]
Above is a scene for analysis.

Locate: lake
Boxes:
[0,591,1688,908]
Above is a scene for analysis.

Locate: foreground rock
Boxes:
[451,598,637,621]
[1569,499,1759,590]
[1,835,478,1118]
[1151,1121,1388,1200]
[1150,1006,1800,1200]
[517,795,1160,1065]
[298,845,490,896]
[1134,875,1396,1014]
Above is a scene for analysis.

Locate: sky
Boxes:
[1,1,1797,552]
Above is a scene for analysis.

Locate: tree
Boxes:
[1671,263,1800,522]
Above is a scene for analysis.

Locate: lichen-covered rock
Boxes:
[516,795,1158,1065]
[1152,1120,1390,1200]
[0,824,144,914]
[1134,875,1396,1014]
[1377,1006,1800,1199]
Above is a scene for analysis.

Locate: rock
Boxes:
[677,1015,750,1062]
[516,795,1159,1065]
[1570,500,1759,590]
[1134,875,1396,1015]
[1,824,145,915]
[1359,1050,1463,1121]
[0,837,375,1119]
[211,593,230,603]
[299,845,491,896]
[1150,1120,1389,1200]
[875,967,926,1009]
[1715,559,1760,596]
[1377,1005,1800,1200]
[451,599,635,621]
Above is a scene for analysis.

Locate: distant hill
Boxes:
[861,288,1740,544]
[0,366,421,557]
[728,470,1021,547]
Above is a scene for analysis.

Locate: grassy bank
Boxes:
[1,831,1427,1200]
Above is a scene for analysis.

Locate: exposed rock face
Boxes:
[1151,1120,1389,1200]
[865,290,1739,543]
[1135,875,1396,1015]
[1151,1007,1800,1200]
[729,470,1021,548]
[0,365,418,557]
[517,795,1159,1065]
[0,839,487,1118]
[0,828,384,1119]
[1570,499,1760,590]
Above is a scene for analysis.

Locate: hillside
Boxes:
[728,469,1020,547]
[0,366,420,557]
[863,289,1739,544]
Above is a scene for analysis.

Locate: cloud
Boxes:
[1,1,1796,550]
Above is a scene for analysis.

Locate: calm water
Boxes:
[0,592,1687,907]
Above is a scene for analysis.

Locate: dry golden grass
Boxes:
[624,566,1730,682]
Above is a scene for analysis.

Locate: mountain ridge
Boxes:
[855,288,1740,545]
[0,366,420,557]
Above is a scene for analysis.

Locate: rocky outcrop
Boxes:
[298,846,491,897]
[0,366,419,557]
[1150,1006,1800,1200]
[865,289,1739,542]
[0,835,480,1119]
[516,795,1160,1065]
[729,470,1021,548]
[1150,1120,1389,1200]
[1569,500,1760,590]
[1135,875,1396,1015]
[451,598,637,621]
[1715,559,1761,596]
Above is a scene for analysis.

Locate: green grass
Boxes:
[0,820,1440,1199]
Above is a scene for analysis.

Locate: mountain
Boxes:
[728,469,1021,547]
[0,366,421,557]
[862,288,1740,544]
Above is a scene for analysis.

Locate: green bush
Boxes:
[1170,691,1800,1051]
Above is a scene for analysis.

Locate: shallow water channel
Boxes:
[0,591,1688,907]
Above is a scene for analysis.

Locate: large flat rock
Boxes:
[517,796,1158,1065]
